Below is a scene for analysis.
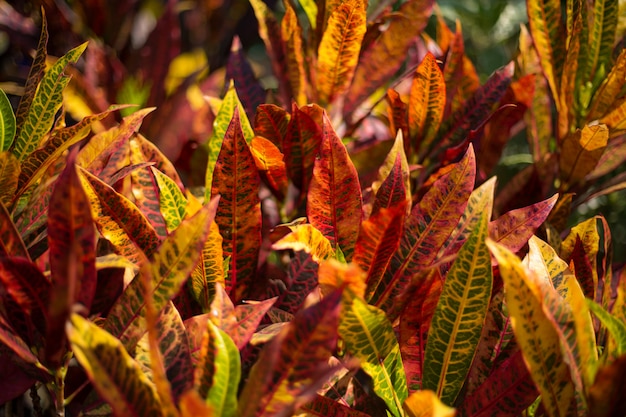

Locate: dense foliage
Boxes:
[0,0,625,416]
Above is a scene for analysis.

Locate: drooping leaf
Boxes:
[46,148,97,367]
[238,291,342,417]
[408,52,446,158]
[0,201,28,259]
[11,42,87,162]
[67,314,164,417]
[487,240,578,417]
[0,151,19,207]
[316,0,366,105]
[422,209,491,406]
[194,320,240,417]
[77,166,161,264]
[0,90,15,152]
[403,390,455,417]
[560,124,609,186]
[340,296,408,416]
[526,0,565,106]
[104,197,218,351]
[488,194,558,253]
[307,113,363,260]
[343,0,435,115]
[211,109,261,302]
[369,145,475,315]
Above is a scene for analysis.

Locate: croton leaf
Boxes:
[0,201,28,259]
[0,151,19,207]
[371,130,410,216]
[250,135,288,198]
[46,148,97,367]
[318,259,367,298]
[588,353,626,417]
[409,52,446,159]
[67,314,164,417]
[403,390,455,417]
[0,90,15,152]
[300,394,371,417]
[238,290,342,417]
[487,240,578,417]
[78,166,161,264]
[340,295,408,416]
[559,124,609,187]
[221,297,276,349]
[307,112,363,260]
[587,49,626,121]
[273,250,320,315]
[281,2,308,106]
[190,221,224,311]
[195,320,240,417]
[226,36,265,121]
[272,223,335,262]
[586,0,618,85]
[369,145,475,314]
[587,300,626,358]
[0,314,41,367]
[0,355,36,404]
[151,166,187,232]
[315,0,366,105]
[11,41,87,162]
[211,108,261,302]
[253,104,290,149]
[104,197,218,351]
[422,209,491,406]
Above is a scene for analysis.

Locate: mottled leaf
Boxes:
[151,166,187,232]
[253,104,290,149]
[238,291,342,417]
[226,37,265,121]
[0,201,28,259]
[318,259,366,298]
[0,151,19,207]
[46,149,96,367]
[281,3,308,106]
[273,250,320,315]
[78,166,161,264]
[273,223,335,262]
[67,314,163,417]
[487,240,578,417]
[422,210,491,406]
[588,49,626,121]
[12,42,87,162]
[190,221,224,311]
[316,0,366,105]
[0,90,15,151]
[371,130,410,216]
[250,135,288,197]
[211,109,261,302]
[307,113,363,260]
[489,194,558,253]
[222,297,276,349]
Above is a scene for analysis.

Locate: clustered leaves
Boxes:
[0,0,625,416]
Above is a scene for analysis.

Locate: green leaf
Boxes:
[67,314,163,417]
[422,209,491,406]
[0,90,15,151]
[586,0,618,84]
[151,166,188,232]
[587,300,626,357]
[340,296,408,416]
[195,320,240,417]
[11,42,88,162]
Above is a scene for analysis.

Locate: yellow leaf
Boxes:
[403,390,455,417]
[316,0,366,105]
[559,124,608,186]
[272,223,335,262]
[282,4,308,106]
[318,259,366,298]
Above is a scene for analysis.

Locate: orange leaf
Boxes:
[250,135,288,197]
[318,259,366,298]
[307,113,363,260]
[559,124,609,186]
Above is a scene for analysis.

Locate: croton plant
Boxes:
[0,0,625,416]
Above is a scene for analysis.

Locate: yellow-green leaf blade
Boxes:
[316,0,366,105]
[422,209,491,406]
[11,42,88,162]
[151,166,188,232]
[487,240,578,417]
[0,90,15,151]
[66,314,163,417]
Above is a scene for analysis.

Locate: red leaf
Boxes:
[46,149,96,367]
[223,297,277,349]
[275,251,320,315]
[0,354,36,403]
[369,145,475,314]
[489,194,558,253]
[254,104,290,150]
[227,37,266,121]
[307,113,363,260]
[0,202,29,260]
[212,108,262,303]
[570,237,596,299]
[371,149,409,217]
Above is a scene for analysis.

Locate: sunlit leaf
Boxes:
[487,240,578,417]
[221,297,276,349]
[211,108,261,302]
[281,3,308,106]
[316,0,366,105]
[151,166,187,232]
[371,130,411,215]
[586,0,618,85]
[67,314,163,417]
[318,259,366,298]
[588,49,626,121]
[46,149,96,367]
[0,151,19,207]
[307,113,362,260]
[422,209,491,405]
[587,300,626,357]
[340,296,407,416]
[11,42,87,162]
[273,223,335,262]
[403,390,455,417]
[560,124,609,186]
[250,135,288,198]
[195,320,240,417]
